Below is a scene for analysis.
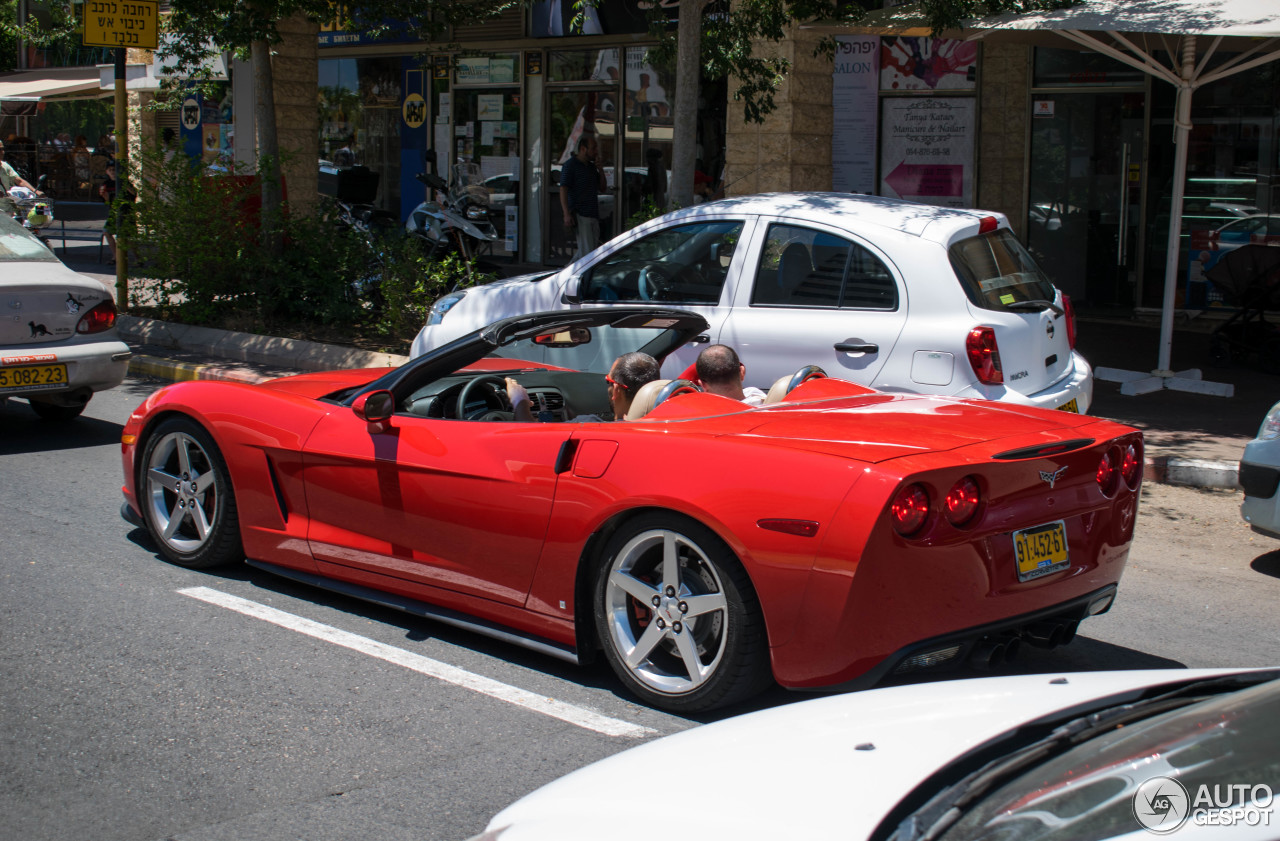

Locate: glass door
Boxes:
[1027,92,1146,307]
[544,87,617,264]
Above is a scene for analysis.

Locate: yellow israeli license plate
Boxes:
[1056,398,1080,413]
[1013,520,1070,581]
[0,362,68,392]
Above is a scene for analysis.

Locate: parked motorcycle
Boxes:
[406,159,499,276]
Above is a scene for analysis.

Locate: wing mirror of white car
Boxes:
[561,274,582,304]
[353,389,395,432]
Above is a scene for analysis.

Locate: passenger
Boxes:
[695,344,767,406]
[505,351,659,422]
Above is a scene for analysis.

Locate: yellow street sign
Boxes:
[83,1,160,50]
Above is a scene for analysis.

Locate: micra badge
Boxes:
[1039,466,1068,488]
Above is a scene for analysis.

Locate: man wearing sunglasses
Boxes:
[506,351,659,422]
[0,142,44,217]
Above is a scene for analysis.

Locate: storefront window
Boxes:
[454,53,521,255]
[1033,48,1146,87]
[318,57,402,213]
[1143,58,1280,308]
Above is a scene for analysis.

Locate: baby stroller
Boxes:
[1204,243,1280,374]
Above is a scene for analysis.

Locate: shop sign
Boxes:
[457,58,491,85]
[879,97,975,208]
[1033,100,1055,118]
[832,35,879,195]
[525,52,543,77]
[880,37,977,92]
[403,93,427,129]
[83,0,159,50]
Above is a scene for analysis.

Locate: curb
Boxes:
[117,314,410,372]
[128,354,273,386]
[1144,456,1240,491]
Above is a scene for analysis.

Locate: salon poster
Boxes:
[879,97,975,208]
[831,35,879,194]
[880,37,977,91]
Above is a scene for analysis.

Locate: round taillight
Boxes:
[76,299,118,334]
[891,483,930,537]
[1096,448,1120,496]
[1121,441,1143,489]
[944,476,981,527]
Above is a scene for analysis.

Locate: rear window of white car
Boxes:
[949,229,1058,311]
[751,224,898,310]
[0,213,57,261]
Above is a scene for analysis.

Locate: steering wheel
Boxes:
[455,375,511,421]
[639,264,705,301]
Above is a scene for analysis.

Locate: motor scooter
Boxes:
[405,157,499,275]
[8,175,55,250]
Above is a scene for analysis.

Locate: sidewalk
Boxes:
[59,220,1272,491]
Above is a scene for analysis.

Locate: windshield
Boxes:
[490,326,676,375]
[934,677,1280,841]
[0,213,56,261]
[949,229,1058,311]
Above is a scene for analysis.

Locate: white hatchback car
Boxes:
[1240,400,1280,539]
[0,213,130,420]
[412,193,1092,413]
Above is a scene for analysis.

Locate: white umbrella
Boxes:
[962,1,1280,397]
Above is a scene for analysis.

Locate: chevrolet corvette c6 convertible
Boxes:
[120,307,1142,713]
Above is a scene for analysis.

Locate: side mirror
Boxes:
[353,389,395,428]
[561,274,582,305]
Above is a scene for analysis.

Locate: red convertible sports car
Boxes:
[120,307,1142,713]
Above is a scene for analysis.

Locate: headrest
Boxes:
[625,378,702,420]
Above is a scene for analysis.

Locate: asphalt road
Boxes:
[2,378,1278,841]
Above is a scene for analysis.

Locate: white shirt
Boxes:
[742,386,767,407]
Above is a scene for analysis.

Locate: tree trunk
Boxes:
[670,0,709,209]
[251,38,282,255]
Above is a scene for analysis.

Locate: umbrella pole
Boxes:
[1095,35,1233,398]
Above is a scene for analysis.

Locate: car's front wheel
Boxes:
[140,417,242,569]
[593,513,771,712]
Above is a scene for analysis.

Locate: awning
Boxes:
[0,67,111,103]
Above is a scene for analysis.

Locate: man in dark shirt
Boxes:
[560,133,606,260]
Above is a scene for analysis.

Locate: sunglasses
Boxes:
[605,373,628,390]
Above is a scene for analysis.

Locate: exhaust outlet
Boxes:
[1002,635,1022,663]
[1025,621,1067,649]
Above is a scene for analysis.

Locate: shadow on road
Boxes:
[1251,549,1280,579]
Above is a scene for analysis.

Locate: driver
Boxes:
[505,352,659,422]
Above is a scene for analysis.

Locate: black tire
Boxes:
[138,416,243,569]
[29,399,87,421]
[593,512,772,713]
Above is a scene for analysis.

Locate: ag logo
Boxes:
[402,93,426,129]
[1133,776,1190,834]
[181,97,201,131]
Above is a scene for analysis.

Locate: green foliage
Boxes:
[118,140,488,344]
[120,145,370,327]
[626,196,672,229]
[376,243,486,338]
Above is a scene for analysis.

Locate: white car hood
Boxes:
[486,669,1251,841]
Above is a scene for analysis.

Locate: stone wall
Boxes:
[976,43,1029,237]
[272,15,320,215]
[724,23,834,195]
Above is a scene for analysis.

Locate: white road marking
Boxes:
[179,586,658,738]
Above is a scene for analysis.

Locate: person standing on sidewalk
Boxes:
[560,133,606,260]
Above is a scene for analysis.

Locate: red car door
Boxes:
[299,411,571,607]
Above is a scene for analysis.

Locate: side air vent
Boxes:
[992,438,1095,460]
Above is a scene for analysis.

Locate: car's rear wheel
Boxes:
[29,399,86,421]
[593,513,771,712]
[140,417,242,569]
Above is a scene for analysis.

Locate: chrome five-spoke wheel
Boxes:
[594,513,770,712]
[140,417,242,569]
